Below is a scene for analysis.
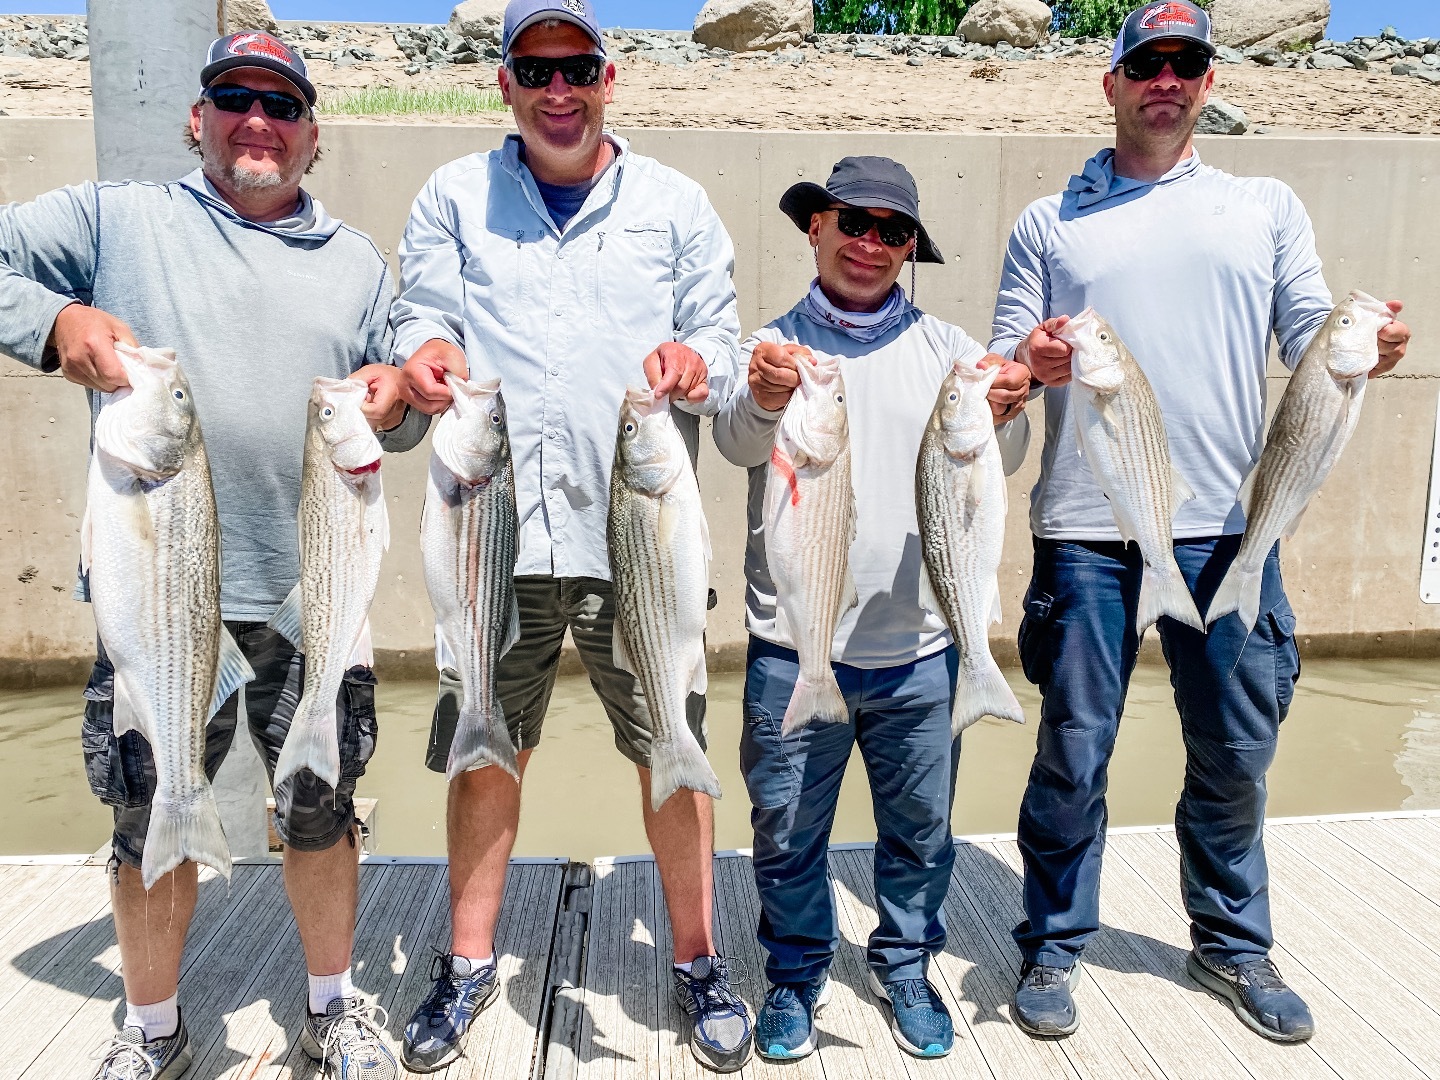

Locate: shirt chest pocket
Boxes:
[596,221,676,345]
[461,227,534,324]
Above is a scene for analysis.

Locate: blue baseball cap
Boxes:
[1110,1,1215,70]
[502,0,605,58]
[201,31,316,106]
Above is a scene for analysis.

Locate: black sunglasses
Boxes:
[203,85,310,122]
[1120,45,1212,82]
[831,207,918,248]
[506,54,605,90]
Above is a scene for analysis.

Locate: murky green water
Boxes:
[5,659,1437,861]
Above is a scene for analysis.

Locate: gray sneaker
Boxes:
[299,996,399,1079]
[91,1015,192,1080]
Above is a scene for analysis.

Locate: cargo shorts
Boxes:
[81,622,378,868]
[426,575,707,773]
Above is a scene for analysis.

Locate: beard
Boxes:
[199,129,311,194]
[224,160,288,191]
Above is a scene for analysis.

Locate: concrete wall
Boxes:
[1,118,1437,683]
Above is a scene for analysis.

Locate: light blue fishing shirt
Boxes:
[990,149,1333,541]
[391,133,741,582]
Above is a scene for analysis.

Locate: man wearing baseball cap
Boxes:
[0,28,420,1080]
[714,156,1030,1061]
[392,0,753,1072]
[991,0,1411,1044]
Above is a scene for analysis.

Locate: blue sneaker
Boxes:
[755,977,831,1061]
[1014,960,1082,1037]
[1187,951,1314,1043]
[671,955,754,1072]
[868,971,954,1058]
[400,953,501,1073]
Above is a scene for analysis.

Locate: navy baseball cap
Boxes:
[201,31,316,106]
[503,0,604,58]
[1111,1,1215,69]
[780,156,943,264]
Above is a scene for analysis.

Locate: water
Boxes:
[5,659,1438,861]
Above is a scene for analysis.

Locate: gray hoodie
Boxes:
[0,169,426,620]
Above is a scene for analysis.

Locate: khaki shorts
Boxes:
[426,575,707,772]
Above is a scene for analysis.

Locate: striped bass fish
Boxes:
[764,348,855,735]
[421,374,521,780]
[608,387,721,812]
[916,362,1025,734]
[271,377,388,791]
[1058,309,1204,635]
[82,345,253,889]
[1208,291,1394,632]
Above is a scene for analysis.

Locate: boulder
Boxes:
[218,0,279,34]
[449,0,507,45]
[1209,0,1328,51]
[1196,96,1248,134]
[692,0,812,53]
[957,0,1052,49]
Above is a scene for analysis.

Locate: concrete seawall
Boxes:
[1,119,1437,685]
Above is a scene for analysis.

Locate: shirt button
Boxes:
[549,367,560,376]
[554,309,566,317]
[546,430,557,439]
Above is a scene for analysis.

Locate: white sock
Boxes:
[451,953,496,977]
[308,967,356,1015]
[124,994,178,1042]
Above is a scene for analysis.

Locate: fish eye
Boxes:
[490,412,502,426]
[947,392,959,403]
[321,406,334,419]
[624,422,636,435]
[1098,331,1111,343]
[835,393,844,404]
[1339,316,1353,326]
[172,389,185,401]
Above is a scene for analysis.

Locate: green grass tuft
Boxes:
[319,85,506,116]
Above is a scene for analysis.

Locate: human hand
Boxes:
[644,341,710,404]
[1375,301,1410,376]
[749,341,804,413]
[400,338,467,415]
[353,364,408,431]
[1019,316,1073,388]
[50,304,137,393]
[982,354,1030,425]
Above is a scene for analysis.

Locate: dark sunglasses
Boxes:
[506,53,605,89]
[831,207,918,248]
[203,85,310,122]
[1120,46,1212,82]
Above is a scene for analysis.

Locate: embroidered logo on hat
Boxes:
[228,32,294,63]
[563,0,585,13]
[1139,3,1198,30]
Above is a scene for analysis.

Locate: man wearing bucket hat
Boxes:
[991,0,1411,1045]
[714,156,1030,1061]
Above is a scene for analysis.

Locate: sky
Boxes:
[0,1,1434,40]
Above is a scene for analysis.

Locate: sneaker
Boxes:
[1014,960,1082,1037]
[401,953,501,1073]
[754,977,831,1061]
[90,1015,192,1080]
[867,971,954,1058]
[672,955,754,1072]
[299,996,398,1079]
[1187,950,1314,1043]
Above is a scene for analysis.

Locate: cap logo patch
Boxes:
[1139,3,1198,29]
[229,33,293,63]
[563,0,586,13]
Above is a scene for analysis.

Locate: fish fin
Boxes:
[347,619,374,669]
[376,487,391,553]
[79,499,92,574]
[612,623,635,676]
[268,584,304,651]
[140,787,231,891]
[1207,560,1265,633]
[840,567,859,614]
[782,671,849,735]
[1236,468,1257,519]
[208,627,255,719]
[648,728,721,812]
[658,497,678,549]
[1094,395,1120,434]
[951,656,1024,737]
[501,595,522,658]
[273,699,341,791]
[446,703,520,780]
[917,564,944,619]
[1137,562,1204,635]
[1281,502,1309,541]
[689,641,708,697]
[434,623,457,674]
[698,505,712,569]
[1171,468,1196,517]
[990,578,1003,626]
[111,672,143,738]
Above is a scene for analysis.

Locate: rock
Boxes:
[1209,0,1328,51]
[1214,44,1246,64]
[1308,51,1351,69]
[218,0,279,34]
[692,0,812,53]
[449,0,506,45]
[940,41,964,57]
[907,54,925,66]
[956,0,1051,49]
[1196,97,1248,134]
[1415,67,1440,84]
[1244,46,1282,65]
[1392,62,1416,76]
[1424,54,1440,68]
[1365,42,1398,62]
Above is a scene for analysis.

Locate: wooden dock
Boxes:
[1,811,1437,1079]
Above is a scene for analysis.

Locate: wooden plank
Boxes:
[1318,818,1440,899]
[647,857,713,1080]
[577,859,661,1080]
[0,863,112,1021]
[0,864,86,940]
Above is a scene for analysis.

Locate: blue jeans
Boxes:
[741,636,961,986]
[1015,536,1300,967]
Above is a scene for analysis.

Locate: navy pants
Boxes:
[741,636,960,986]
[1015,536,1300,967]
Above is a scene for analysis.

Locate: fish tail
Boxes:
[1138,562,1205,635]
[141,787,232,891]
[952,658,1025,737]
[446,703,520,781]
[273,697,342,792]
[781,672,849,736]
[1206,560,1264,634]
[648,729,722,813]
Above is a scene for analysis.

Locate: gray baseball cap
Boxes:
[502,0,605,58]
[1111,1,1215,69]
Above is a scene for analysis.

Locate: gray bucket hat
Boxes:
[780,155,943,264]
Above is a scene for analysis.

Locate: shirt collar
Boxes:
[1066,148,1203,209]
[178,169,341,239]
[502,132,627,233]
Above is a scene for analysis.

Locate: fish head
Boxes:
[1056,309,1126,396]
[1318,291,1393,381]
[309,376,382,476]
[933,361,1001,460]
[93,345,197,479]
[614,386,685,497]
[433,374,509,485]
[779,349,849,467]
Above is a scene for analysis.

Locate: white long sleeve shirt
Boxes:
[714,304,1030,669]
[990,149,1333,541]
[391,133,741,581]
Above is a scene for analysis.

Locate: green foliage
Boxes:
[1281,38,1314,53]
[1050,0,1211,39]
[318,85,505,116]
[813,0,970,37]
